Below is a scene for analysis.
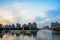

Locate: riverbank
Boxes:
[52,28,60,31]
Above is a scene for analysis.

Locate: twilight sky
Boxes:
[0,0,60,28]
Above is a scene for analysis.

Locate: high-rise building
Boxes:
[4,24,12,28]
[43,26,49,29]
[22,24,29,30]
[8,25,12,28]
[51,22,60,29]
[12,24,15,28]
[22,24,28,27]
[16,23,21,28]
[28,23,33,30]
[33,22,37,28]
[0,24,2,28]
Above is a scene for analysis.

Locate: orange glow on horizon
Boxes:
[0,21,8,26]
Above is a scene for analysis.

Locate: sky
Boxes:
[0,0,60,28]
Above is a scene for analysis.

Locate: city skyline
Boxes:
[0,0,60,28]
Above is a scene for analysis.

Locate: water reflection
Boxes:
[0,30,60,40]
[36,30,52,40]
[0,30,38,38]
[52,31,60,40]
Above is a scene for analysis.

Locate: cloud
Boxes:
[39,18,51,24]
[0,0,58,26]
[0,2,48,24]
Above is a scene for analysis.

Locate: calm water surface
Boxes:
[0,30,60,40]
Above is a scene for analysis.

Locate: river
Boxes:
[0,30,60,40]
